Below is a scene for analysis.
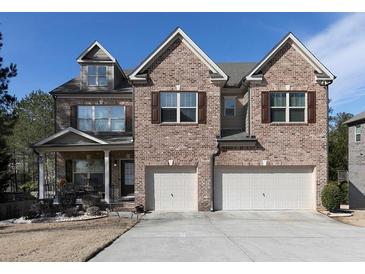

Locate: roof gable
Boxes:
[129,27,228,82]
[246,32,335,82]
[34,127,107,147]
[77,41,116,63]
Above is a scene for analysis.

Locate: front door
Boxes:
[121,160,134,197]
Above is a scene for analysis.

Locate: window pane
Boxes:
[98,76,108,86]
[124,162,134,186]
[225,108,235,117]
[75,160,89,173]
[289,109,305,122]
[271,108,286,122]
[180,108,196,122]
[160,92,177,107]
[78,106,93,119]
[90,173,104,192]
[79,119,93,131]
[95,119,109,131]
[180,92,196,107]
[270,93,286,107]
[355,125,361,134]
[111,119,125,131]
[161,108,177,122]
[88,76,97,86]
[88,66,97,76]
[97,66,107,76]
[95,106,109,119]
[111,107,124,119]
[224,98,235,109]
[290,93,305,107]
[89,159,104,173]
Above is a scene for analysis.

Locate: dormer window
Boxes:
[88,65,107,87]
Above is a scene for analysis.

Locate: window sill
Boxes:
[269,122,309,126]
[159,122,199,126]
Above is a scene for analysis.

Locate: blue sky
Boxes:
[0,12,364,115]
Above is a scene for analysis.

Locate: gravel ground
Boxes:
[0,216,136,262]
[333,210,365,227]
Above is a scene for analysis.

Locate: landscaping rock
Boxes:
[86,206,101,216]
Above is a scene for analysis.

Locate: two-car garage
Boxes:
[145,166,315,211]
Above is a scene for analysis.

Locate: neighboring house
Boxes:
[345,111,365,209]
[33,27,335,211]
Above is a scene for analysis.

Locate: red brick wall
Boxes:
[215,40,328,208]
[133,38,221,210]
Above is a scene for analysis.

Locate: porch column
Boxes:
[38,153,45,200]
[104,150,110,204]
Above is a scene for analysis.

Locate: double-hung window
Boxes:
[87,65,108,87]
[270,92,306,123]
[73,159,104,192]
[355,125,361,142]
[224,97,236,117]
[160,92,197,123]
[78,105,125,132]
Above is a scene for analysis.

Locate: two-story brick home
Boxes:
[345,111,365,208]
[33,27,335,211]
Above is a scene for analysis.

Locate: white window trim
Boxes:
[355,125,361,143]
[270,92,307,123]
[78,105,126,133]
[160,92,198,123]
[224,96,236,117]
[87,65,108,87]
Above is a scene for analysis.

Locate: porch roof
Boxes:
[33,127,133,152]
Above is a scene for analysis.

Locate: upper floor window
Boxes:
[88,65,107,87]
[270,92,306,123]
[224,96,236,117]
[78,105,125,132]
[160,92,197,123]
[355,125,361,142]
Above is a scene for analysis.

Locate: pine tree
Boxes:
[0,32,17,191]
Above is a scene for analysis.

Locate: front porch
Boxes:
[33,127,135,207]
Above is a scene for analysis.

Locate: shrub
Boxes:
[86,206,100,216]
[25,199,56,219]
[20,181,37,192]
[64,207,79,218]
[321,183,342,212]
[60,192,76,209]
[82,194,101,210]
[339,181,349,204]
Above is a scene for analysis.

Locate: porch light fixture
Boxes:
[168,159,174,166]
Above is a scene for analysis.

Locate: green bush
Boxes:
[25,199,56,219]
[60,192,76,209]
[321,183,342,212]
[20,181,37,192]
[339,181,349,204]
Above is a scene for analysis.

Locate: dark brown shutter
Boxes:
[151,92,160,124]
[65,160,73,183]
[70,105,77,128]
[261,92,270,123]
[307,91,316,123]
[125,105,132,132]
[198,92,207,124]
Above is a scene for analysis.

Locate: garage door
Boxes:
[146,167,198,211]
[214,166,314,210]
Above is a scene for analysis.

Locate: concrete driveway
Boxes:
[91,211,365,262]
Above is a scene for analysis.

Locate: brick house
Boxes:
[345,111,365,209]
[33,27,335,211]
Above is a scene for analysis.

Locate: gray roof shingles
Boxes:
[345,111,365,125]
[50,61,257,94]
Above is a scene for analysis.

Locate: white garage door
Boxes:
[214,166,314,210]
[146,167,197,211]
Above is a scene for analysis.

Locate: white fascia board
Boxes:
[34,127,108,146]
[129,27,228,81]
[77,41,116,63]
[245,33,335,81]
